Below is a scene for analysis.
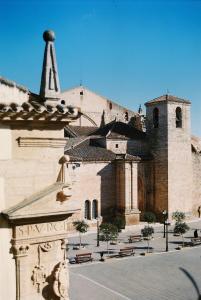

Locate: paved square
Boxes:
[69,247,201,300]
[69,221,201,300]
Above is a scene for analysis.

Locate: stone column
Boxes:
[116,159,140,225]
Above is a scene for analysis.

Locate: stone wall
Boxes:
[61,86,136,127]
[0,79,29,105]
[127,139,149,156]
[0,124,65,209]
[192,152,201,216]
[145,102,169,217]
[68,161,116,222]
[0,120,69,300]
[167,102,192,216]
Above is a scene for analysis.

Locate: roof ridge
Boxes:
[0,76,29,93]
[65,136,90,151]
[61,86,137,114]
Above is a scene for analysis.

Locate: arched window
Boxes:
[153,107,159,128]
[92,200,98,219]
[176,107,182,128]
[84,200,91,220]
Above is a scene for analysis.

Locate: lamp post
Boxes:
[165,219,170,252]
[96,216,102,247]
[162,210,167,238]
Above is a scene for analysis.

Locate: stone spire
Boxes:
[40,30,61,102]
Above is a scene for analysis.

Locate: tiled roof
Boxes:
[65,138,141,162]
[65,125,98,137]
[65,136,89,151]
[145,94,191,106]
[65,139,116,161]
[92,121,146,140]
[0,99,80,122]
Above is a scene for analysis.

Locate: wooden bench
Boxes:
[128,235,142,243]
[75,253,93,264]
[191,237,201,246]
[119,247,135,257]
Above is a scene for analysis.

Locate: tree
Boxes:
[172,211,186,223]
[144,212,156,227]
[174,222,189,247]
[73,220,89,248]
[141,226,154,253]
[99,223,119,253]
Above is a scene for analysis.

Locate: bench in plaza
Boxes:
[128,235,143,243]
[119,247,135,257]
[75,253,93,264]
[191,237,201,246]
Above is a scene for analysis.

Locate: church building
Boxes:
[0,30,201,300]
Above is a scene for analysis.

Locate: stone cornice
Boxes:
[17,137,68,148]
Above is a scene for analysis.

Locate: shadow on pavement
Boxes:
[180,267,201,299]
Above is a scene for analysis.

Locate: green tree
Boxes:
[141,226,154,253]
[73,220,89,248]
[99,223,119,253]
[172,211,186,223]
[174,222,189,247]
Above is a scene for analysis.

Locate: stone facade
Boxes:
[61,86,141,128]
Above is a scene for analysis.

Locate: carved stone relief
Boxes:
[11,220,69,300]
[52,261,69,300]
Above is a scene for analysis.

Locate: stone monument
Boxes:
[0,30,81,300]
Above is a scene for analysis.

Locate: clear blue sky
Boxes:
[0,0,201,135]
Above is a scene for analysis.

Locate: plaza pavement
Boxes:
[68,219,201,300]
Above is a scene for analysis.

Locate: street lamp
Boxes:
[96,216,102,247]
[165,219,171,252]
[162,210,167,238]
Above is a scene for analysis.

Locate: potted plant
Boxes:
[99,223,119,253]
[73,220,89,249]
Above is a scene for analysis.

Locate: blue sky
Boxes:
[0,0,201,135]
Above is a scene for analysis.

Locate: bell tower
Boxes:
[145,95,192,218]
